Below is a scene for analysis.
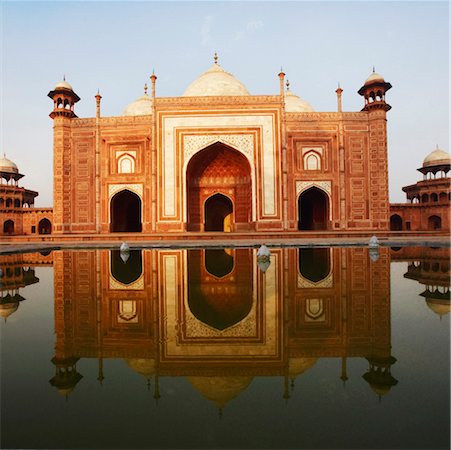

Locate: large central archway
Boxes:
[110,190,142,232]
[186,142,252,232]
[298,187,329,230]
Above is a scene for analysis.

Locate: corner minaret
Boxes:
[47,77,80,119]
[358,68,392,112]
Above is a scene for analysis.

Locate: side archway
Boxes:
[390,214,403,231]
[3,220,14,235]
[298,187,329,230]
[204,194,233,232]
[38,218,52,234]
[110,190,142,232]
[428,215,441,230]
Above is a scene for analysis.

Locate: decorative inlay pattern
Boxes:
[296,180,331,196]
[109,274,144,290]
[184,134,254,162]
[297,272,333,288]
[108,183,143,199]
[184,301,257,337]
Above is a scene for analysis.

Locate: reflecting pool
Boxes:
[1,246,450,449]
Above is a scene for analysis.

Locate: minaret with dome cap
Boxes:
[358,67,392,112]
[47,76,80,119]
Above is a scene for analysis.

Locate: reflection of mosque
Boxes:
[0,253,52,321]
[49,247,398,406]
[391,247,451,318]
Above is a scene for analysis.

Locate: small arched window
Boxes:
[304,151,321,171]
[118,154,135,174]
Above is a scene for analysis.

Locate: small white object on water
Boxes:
[120,242,130,263]
[369,248,380,262]
[120,242,130,252]
[257,244,271,263]
[257,259,271,273]
[369,236,379,248]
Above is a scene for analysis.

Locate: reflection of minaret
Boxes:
[0,258,39,322]
[49,356,83,400]
[362,354,397,401]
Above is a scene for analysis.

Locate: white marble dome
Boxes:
[364,71,385,85]
[122,93,153,116]
[183,62,250,97]
[423,147,450,167]
[54,79,73,91]
[0,155,19,174]
[285,89,315,112]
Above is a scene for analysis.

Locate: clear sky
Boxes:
[1,0,449,206]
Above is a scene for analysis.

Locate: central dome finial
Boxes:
[214,52,218,65]
[144,83,148,95]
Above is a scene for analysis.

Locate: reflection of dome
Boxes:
[183,61,249,97]
[423,148,450,168]
[0,302,19,319]
[187,376,253,408]
[289,357,318,377]
[364,71,385,85]
[0,155,19,174]
[425,298,451,317]
[122,93,153,116]
[285,89,315,112]
[126,358,155,378]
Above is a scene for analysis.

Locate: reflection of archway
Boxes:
[298,187,329,230]
[390,214,403,231]
[205,249,234,278]
[186,143,251,232]
[188,249,253,330]
[111,250,143,285]
[38,218,52,234]
[204,194,233,232]
[299,248,331,282]
[3,220,14,234]
[428,215,441,230]
[110,190,142,232]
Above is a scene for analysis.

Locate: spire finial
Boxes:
[63,74,66,81]
[214,52,218,64]
[144,83,148,95]
[152,68,155,76]
[338,81,341,89]
[97,88,100,95]
[286,79,290,91]
[436,144,439,150]
[372,66,375,73]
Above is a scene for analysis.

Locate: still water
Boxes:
[1,246,449,450]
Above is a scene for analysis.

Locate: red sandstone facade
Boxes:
[48,61,392,235]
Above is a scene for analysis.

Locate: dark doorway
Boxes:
[298,187,329,230]
[204,194,233,232]
[110,190,142,232]
[3,220,14,235]
[428,215,441,230]
[111,250,143,285]
[390,214,403,231]
[38,218,52,234]
[299,248,331,282]
[205,249,234,278]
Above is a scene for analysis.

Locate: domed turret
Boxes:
[122,84,153,116]
[183,54,250,97]
[358,68,392,112]
[48,76,80,119]
[284,81,315,112]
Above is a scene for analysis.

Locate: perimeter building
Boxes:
[48,58,393,234]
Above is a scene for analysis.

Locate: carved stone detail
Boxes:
[296,180,331,196]
[108,183,143,199]
[184,134,254,162]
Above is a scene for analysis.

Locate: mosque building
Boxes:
[47,56,393,235]
[390,147,451,231]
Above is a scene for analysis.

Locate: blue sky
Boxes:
[1,1,449,205]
